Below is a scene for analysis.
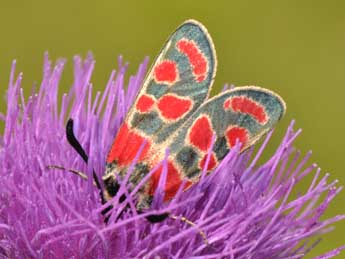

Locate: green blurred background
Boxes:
[0,1,344,257]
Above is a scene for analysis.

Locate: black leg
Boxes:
[145,213,170,223]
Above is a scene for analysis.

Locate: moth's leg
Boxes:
[144,212,209,245]
[145,213,170,223]
[138,195,209,244]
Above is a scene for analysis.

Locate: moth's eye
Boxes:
[103,177,120,198]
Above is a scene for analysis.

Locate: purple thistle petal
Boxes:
[0,54,344,258]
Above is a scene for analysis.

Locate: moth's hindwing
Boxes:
[148,86,286,201]
[106,20,217,170]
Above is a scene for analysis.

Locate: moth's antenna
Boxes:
[47,165,88,180]
[66,118,89,164]
[65,118,106,204]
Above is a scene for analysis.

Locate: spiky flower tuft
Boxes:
[0,54,344,258]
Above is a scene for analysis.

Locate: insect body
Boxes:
[102,20,286,211]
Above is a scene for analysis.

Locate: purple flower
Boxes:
[0,53,344,258]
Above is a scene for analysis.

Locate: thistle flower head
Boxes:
[0,54,344,258]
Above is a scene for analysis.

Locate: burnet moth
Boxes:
[60,20,286,229]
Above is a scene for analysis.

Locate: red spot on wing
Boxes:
[157,95,192,120]
[224,96,268,124]
[153,60,178,85]
[189,115,214,152]
[176,39,208,82]
[226,126,249,149]
[149,161,192,201]
[199,153,217,171]
[136,94,155,113]
[107,123,150,166]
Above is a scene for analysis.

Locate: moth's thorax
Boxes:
[104,161,150,183]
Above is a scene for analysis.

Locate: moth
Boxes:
[64,19,286,222]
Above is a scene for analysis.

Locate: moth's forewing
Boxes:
[104,20,217,204]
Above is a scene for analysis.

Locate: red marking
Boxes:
[224,97,268,124]
[136,94,155,113]
[153,60,178,84]
[107,123,150,166]
[149,161,192,201]
[189,115,213,152]
[176,39,208,82]
[226,126,249,148]
[199,153,217,171]
[157,95,192,120]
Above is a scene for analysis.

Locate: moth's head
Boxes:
[102,162,151,207]
[102,173,121,202]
